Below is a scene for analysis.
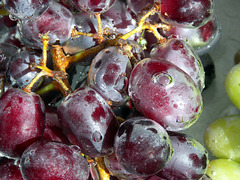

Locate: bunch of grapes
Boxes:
[0,0,220,179]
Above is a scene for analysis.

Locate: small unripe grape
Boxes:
[206,159,240,180]
[225,63,240,110]
[204,115,240,162]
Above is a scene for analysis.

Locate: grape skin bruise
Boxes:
[57,86,119,157]
[128,58,203,131]
[88,46,132,106]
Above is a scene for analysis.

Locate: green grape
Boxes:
[206,159,240,180]
[225,63,240,110]
[204,115,240,162]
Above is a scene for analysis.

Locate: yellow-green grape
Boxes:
[225,63,240,110]
[206,159,240,180]
[204,115,240,162]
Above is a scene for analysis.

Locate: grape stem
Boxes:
[31,4,169,97]
[23,33,73,96]
[68,6,169,64]
[95,157,110,180]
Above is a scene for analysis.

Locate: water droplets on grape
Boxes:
[92,131,103,142]
[152,73,173,86]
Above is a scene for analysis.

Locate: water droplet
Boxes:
[92,131,102,142]
[9,14,18,21]
[152,73,173,86]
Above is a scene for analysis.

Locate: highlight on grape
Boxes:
[0,0,221,179]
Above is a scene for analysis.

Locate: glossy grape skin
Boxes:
[0,158,23,180]
[150,38,205,91]
[204,115,240,163]
[18,1,75,49]
[155,0,213,28]
[0,43,19,76]
[7,50,42,89]
[102,0,137,40]
[20,141,89,180]
[57,86,119,157]
[71,0,116,14]
[88,46,132,106]
[159,16,221,56]
[2,0,51,20]
[0,88,45,158]
[157,132,209,180]
[128,58,203,131]
[206,159,240,180]
[114,117,173,177]
[225,63,240,110]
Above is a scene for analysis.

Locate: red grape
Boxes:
[20,141,89,180]
[150,38,205,91]
[57,86,119,157]
[128,58,203,131]
[157,132,209,180]
[0,88,45,158]
[18,1,75,49]
[155,0,213,28]
[88,46,132,106]
[114,117,172,177]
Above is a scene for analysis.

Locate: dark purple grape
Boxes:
[18,1,75,49]
[159,16,221,56]
[128,58,203,131]
[114,117,172,177]
[57,86,119,157]
[7,50,42,89]
[0,158,23,180]
[20,141,89,180]
[157,132,209,180]
[0,88,45,158]
[71,0,116,14]
[150,38,205,91]
[155,0,213,28]
[88,46,132,106]
[2,0,51,20]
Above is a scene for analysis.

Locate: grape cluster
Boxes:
[0,0,220,179]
